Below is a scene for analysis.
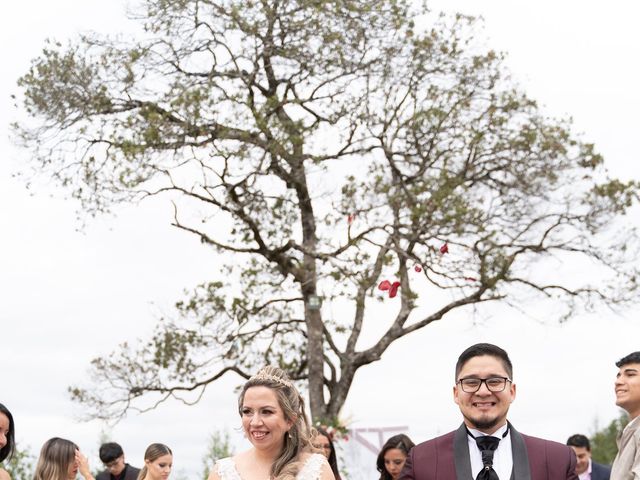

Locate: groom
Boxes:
[400,343,577,480]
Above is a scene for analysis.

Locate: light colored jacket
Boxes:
[611,416,640,480]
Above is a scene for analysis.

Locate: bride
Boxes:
[208,366,334,480]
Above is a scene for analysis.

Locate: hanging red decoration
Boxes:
[378,280,401,298]
[388,281,401,298]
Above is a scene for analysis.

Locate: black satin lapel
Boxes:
[509,423,531,480]
[454,424,473,480]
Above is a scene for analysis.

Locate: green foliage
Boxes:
[590,412,629,465]
[202,430,235,480]
[0,443,35,480]
[14,0,640,421]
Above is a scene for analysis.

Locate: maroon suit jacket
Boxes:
[399,423,577,480]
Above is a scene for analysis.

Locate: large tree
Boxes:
[14,0,639,423]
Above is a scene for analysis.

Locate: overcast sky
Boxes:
[1,1,639,479]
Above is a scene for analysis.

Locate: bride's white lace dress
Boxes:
[215,454,326,480]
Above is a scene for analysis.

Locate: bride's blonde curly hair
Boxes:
[238,366,315,480]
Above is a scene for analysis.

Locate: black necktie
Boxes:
[474,435,500,480]
[468,426,509,480]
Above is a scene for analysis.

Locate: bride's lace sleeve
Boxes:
[296,454,326,480]
[215,458,243,480]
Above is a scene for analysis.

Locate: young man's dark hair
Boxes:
[566,434,590,450]
[99,442,124,464]
[96,442,140,480]
[616,351,640,368]
[454,342,513,379]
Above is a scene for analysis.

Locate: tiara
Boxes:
[250,370,294,389]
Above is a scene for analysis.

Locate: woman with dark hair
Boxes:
[208,366,334,480]
[0,403,15,480]
[33,437,95,480]
[311,429,340,480]
[137,444,172,480]
[376,434,415,480]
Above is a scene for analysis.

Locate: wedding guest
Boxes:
[312,428,341,480]
[377,434,415,480]
[137,444,172,480]
[97,442,140,480]
[0,403,15,480]
[611,351,640,480]
[399,343,577,480]
[208,366,333,480]
[33,437,95,480]
[566,434,610,480]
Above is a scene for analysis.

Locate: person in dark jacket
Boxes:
[567,434,611,480]
[96,443,140,480]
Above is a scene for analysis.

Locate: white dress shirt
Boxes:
[467,423,513,480]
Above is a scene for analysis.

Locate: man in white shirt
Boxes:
[611,352,640,480]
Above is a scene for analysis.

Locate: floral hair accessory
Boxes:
[249,367,294,389]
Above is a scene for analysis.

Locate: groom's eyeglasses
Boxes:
[457,376,511,393]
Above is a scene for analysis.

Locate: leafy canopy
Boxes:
[14,0,640,422]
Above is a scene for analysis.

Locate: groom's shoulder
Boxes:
[520,431,574,460]
[412,430,456,456]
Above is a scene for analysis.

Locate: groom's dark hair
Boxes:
[455,343,513,380]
